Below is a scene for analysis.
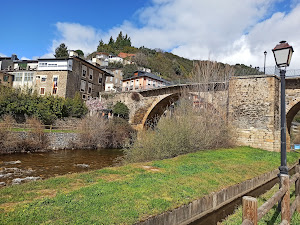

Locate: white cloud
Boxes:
[44,22,104,58]
[44,0,300,69]
[0,53,7,57]
[21,56,30,60]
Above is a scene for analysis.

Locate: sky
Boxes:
[1,0,300,69]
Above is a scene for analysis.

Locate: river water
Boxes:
[0,149,123,186]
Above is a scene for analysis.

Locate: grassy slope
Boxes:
[0,147,299,224]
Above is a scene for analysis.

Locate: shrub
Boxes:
[106,117,136,148]
[131,92,140,101]
[75,116,135,149]
[122,97,233,163]
[112,102,129,119]
[18,117,49,152]
[77,115,108,149]
[0,116,48,154]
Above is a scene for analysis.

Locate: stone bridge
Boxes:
[107,74,300,152]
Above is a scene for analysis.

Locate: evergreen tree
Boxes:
[75,49,84,57]
[108,36,115,47]
[97,40,105,52]
[54,43,68,58]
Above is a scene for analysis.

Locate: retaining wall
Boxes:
[137,163,297,225]
[14,132,80,150]
[46,132,80,150]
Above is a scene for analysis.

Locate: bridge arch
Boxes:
[139,92,219,129]
[287,100,300,134]
[141,93,180,128]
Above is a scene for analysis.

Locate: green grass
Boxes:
[0,146,299,224]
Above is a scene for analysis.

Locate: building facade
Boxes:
[122,70,169,91]
[0,71,14,87]
[35,57,112,99]
[105,68,123,92]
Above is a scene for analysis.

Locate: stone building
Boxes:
[36,56,113,99]
[0,71,13,87]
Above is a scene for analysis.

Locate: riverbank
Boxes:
[0,147,299,224]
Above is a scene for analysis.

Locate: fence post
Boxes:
[242,196,258,225]
[296,162,300,213]
[50,125,52,133]
[280,174,290,223]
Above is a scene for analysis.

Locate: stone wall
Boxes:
[46,132,80,150]
[228,75,281,151]
[13,132,80,151]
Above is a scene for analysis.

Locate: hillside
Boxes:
[87,32,256,82]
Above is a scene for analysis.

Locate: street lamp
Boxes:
[264,51,267,74]
[272,41,294,175]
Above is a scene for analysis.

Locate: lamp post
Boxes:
[272,41,294,175]
[264,51,267,74]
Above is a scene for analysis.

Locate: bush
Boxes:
[77,116,108,149]
[131,92,140,101]
[122,97,233,163]
[106,117,136,148]
[112,102,129,119]
[0,116,48,154]
[75,116,135,149]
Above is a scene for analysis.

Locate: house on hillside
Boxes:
[105,68,123,92]
[36,55,113,100]
[122,70,170,91]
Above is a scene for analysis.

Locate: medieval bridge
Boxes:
[108,74,300,152]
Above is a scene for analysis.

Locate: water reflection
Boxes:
[0,149,123,186]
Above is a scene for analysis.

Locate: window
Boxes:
[15,73,22,81]
[82,65,87,77]
[52,87,58,95]
[39,62,47,67]
[89,69,93,80]
[80,80,86,92]
[88,83,93,94]
[99,77,102,84]
[110,77,113,82]
[53,76,58,87]
[82,94,86,100]
[3,75,9,82]
[41,76,47,82]
[48,63,57,67]
[24,72,33,82]
[40,87,45,95]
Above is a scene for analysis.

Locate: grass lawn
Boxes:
[0,146,299,224]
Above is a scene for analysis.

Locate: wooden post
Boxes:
[50,125,52,133]
[296,164,300,213]
[242,196,258,225]
[280,174,290,223]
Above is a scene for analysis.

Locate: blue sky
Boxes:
[1,0,300,68]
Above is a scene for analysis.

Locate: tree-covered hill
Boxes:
[87,31,257,82]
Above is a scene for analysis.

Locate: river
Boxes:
[0,149,123,187]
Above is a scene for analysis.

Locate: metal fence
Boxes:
[233,66,300,77]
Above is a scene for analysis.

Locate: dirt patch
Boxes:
[142,166,160,172]
[100,174,124,182]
